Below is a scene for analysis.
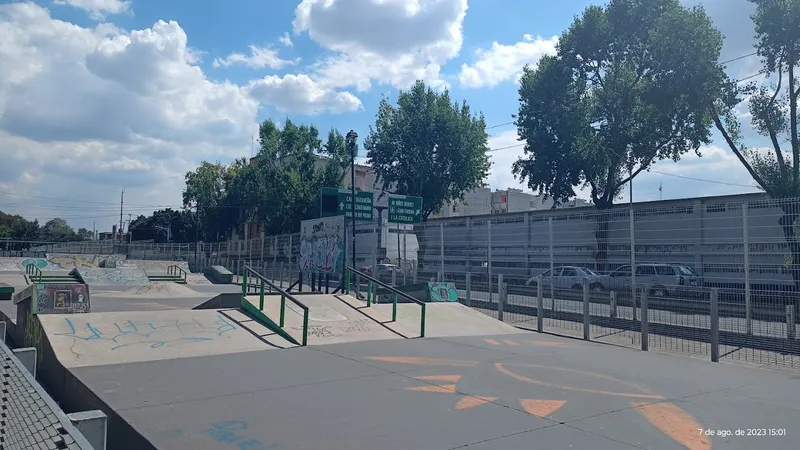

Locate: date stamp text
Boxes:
[698,429,787,437]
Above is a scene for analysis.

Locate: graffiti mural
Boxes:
[298,216,344,274]
[74,268,149,286]
[429,283,459,302]
[47,253,126,269]
[52,313,237,351]
[36,283,91,314]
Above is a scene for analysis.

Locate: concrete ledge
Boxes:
[68,410,108,450]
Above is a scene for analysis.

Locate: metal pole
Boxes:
[743,203,752,335]
[488,219,493,303]
[397,221,401,267]
[582,277,590,340]
[403,224,407,285]
[641,289,648,351]
[347,130,358,271]
[788,305,796,340]
[439,223,445,278]
[465,272,472,307]
[537,276,543,332]
[710,288,719,362]
[630,209,637,321]
[610,291,617,318]
[548,217,554,310]
[497,273,504,322]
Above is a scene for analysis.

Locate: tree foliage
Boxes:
[364,80,491,220]
[182,119,352,239]
[128,209,198,243]
[513,0,729,209]
[0,211,40,241]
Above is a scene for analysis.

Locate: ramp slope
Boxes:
[39,309,273,367]
[245,293,403,345]
[75,267,150,287]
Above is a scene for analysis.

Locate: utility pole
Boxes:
[346,130,358,270]
[659,182,663,200]
[92,222,96,241]
[119,189,125,242]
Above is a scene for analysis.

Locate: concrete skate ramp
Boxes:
[98,281,207,299]
[245,293,403,345]
[74,267,149,287]
[365,301,527,338]
[39,309,271,368]
[115,259,190,273]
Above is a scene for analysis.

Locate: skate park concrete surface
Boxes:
[5,260,798,450]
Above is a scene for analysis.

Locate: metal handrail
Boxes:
[166,264,187,283]
[243,264,309,346]
[25,264,42,283]
[345,267,426,338]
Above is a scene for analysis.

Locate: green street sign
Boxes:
[320,187,374,221]
[388,195,423,224]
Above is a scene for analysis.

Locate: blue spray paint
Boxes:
[203,421,279,449]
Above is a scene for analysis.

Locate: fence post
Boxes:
[582,277,590,340]
[710,288,719,362]
[787,305,796,340]
[536,276,543,333]
[548,217,554,310]
[465,272,472,307]
[260,231,265,261]
[488,219,493,303]
[630,209,637,322]
[439,223,445,278]
[641,288,648,351]
[391,268,396,288]
[609,291,617,318]
[273,237,278,265]
[497,273,504,322]
[742,203,752,335]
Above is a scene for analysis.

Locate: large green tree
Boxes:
[182,161,239,241]
[129,208,198,243]
[710,0,800,307]
[364,80,491,220]
[0,211,40,243]
[512,0,728,270]
[40,218,76,242]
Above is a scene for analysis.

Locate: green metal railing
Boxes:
[25,264,42,283]
[345,267,426,338]
[242,264,309,346]
[166,265,187,283]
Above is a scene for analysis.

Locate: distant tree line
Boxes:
[0,212,93,242]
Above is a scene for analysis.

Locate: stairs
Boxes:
[28,271,82,285]
[146,274,187,284]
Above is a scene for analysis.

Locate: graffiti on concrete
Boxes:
[202,421,279,450]
[299,216,344,274]
[429,283,459,302]
[339,319,371,333]
[74,268,149,286]
[47,253,126,269]
[36,283,90,313]
[0,257,55,271]
[53,314,237,351]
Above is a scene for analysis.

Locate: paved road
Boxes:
[68,331,799,450]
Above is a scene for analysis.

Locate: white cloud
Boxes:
[53,0,132,20]
[0,2,359,230]
[248,74,362,115]
[278,31,293,47]
[459,34,558,88]
[293,0,467,90]
[213,45,299,69]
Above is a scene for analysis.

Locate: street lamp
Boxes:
[346,130,358,270]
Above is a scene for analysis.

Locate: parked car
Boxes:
[604,263,701,297]
[360,263,404,284]
[525,266,607,291]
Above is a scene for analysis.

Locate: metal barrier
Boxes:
[345,267,427,338]
[242,264,309,346]
[167,264,187,283]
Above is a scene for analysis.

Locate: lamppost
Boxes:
[346,130,358,270]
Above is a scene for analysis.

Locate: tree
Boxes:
[182,161,238,241]
[40,218,75,242]
[513,0,729,270]
[710,0,800,310]
[0,211,40,243]
[128,209,198,243]
[364,80,491,220]
[75,228,93,241]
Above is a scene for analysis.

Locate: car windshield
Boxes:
[583,268,600,276]
[676,265,696,276]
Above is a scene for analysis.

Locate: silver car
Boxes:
[526,266,607,292]
[604,263,701,297]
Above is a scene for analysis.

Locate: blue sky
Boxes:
[0,0,768,231]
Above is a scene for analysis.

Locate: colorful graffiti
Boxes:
[47,253,126,269]
[201,421,279,450]
[74,268,149,286]
[53,314,237,351]
[299,216,345,274]
[429,283,459,302]
[36,283,91,314]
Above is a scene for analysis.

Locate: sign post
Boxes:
[388,195,423,273]
[320,187,374,221]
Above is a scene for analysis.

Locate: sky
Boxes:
[0,0,771,232]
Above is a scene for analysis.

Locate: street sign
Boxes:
[388,195,423,224]
[320,187,374,221]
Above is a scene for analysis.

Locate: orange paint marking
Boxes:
[529,341,567,347]
[483,338,501,345]
[364,357,478,367]
[455,396,497,410]
[632,402,711,450]
[495,363,664,399]
[519,399,566,418]
[502,339,519,346]
[414,375,462,383]
[406,384,457,393]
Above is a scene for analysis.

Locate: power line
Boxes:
[648,170,757,188]
[720,52,757,65]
